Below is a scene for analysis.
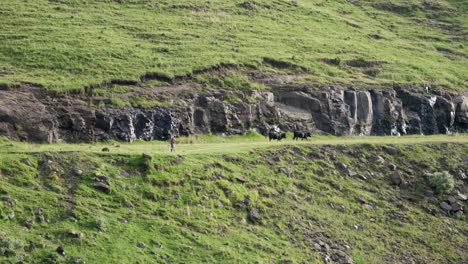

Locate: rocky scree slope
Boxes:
[0,143,467,263]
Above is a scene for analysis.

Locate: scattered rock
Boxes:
[456,192,467,201]
[142,153,152,160]
[331,251,354,264]
[248,209,261,224]
[74,168,83,176]
[235,175,248,183]
[23,218,34,229]
[356,196,367,204]
[279,167,293,176]
[34,207,43,215]
[348,169,357,177]
[313,243,322,251]
[459,171,467,180]
[215,200,224,208]
[175,155,184,164]
[454,211,463,219]
[137,242,147,248]
[383,146,398,155]
[450,202,463,212]
[440,202,452,211]
[21,158,34,167]
[3,197,15,207]
[67,230,84,239]
[388,163,397,171]
[56,245,65,255]
[375,155,385,164]
[97,175,110,184]
[428,197,438,204]
[358,174,368,181]
[446,197,457,204]
[93,182,111,193]
[37,215,45,223]
[101,147,110,152]
[362,204,374,210]
[172,190,180,200]
[390,171,403,186]
[240,1,256,10]
[123,200,133,208]
[337,163,347,171]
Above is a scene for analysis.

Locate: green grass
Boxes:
[1,133,467,156]
[0,0,466,92]
[0,137,467,263]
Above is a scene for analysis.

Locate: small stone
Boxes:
[347,169,357,177]
[337,163,347,170]
[23,218,34,229]
[313,243,322,251]
[142,153,152,160]
[7,211,15,220]
[390,172,403,186]
[235,175,248,183]
[454,211,463,219]
[34,207,43,215]
[3,197,15,207]
[37,215,45,223]
[67,230,84,239]
[97,175,110,184]
[446,197,457,204]
[93,182,111,193]
[428,197,438,204]
[280,167,292,176]
[440,202,452,211]
[388,164,397,171]
[101,147,110,152]
[248,209,261,224]
[459,171,467,180]
[357,196,367,204]
[172,190,180,200]
[456,192,467,201]
[363,204,374,210]
[74,169,83,176]
[21,158,34,167]
[358,174,368,181]
[137,242,147,248]
[375,156,385,164]
[215,200,224,208]
[56,245,65,255]
[123,200,133,208]
[450,202,463,212]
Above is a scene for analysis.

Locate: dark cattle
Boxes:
[269,131,286,141]
[293,131,311,140]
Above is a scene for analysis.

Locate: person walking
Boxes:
[170,135,176,152]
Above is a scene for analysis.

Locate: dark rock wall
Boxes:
[0,85,467,143]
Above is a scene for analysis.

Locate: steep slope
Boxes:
[0,139,467,263]
[0,0,466,91]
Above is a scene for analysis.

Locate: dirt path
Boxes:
[1,135,467,156]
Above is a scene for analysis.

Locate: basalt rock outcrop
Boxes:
[0,84,467,143]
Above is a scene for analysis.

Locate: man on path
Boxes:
[170,135,176,152]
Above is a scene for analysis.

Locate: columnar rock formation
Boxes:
[0,84,467,143]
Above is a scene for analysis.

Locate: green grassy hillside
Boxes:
[0,0,467,91]
[0,136,467,263]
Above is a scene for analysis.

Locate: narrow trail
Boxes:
[1,135,467,156]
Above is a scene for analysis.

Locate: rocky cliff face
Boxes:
[0,84,467,143]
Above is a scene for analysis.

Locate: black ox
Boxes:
[293,131,311,140]
[268,131,286,141]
